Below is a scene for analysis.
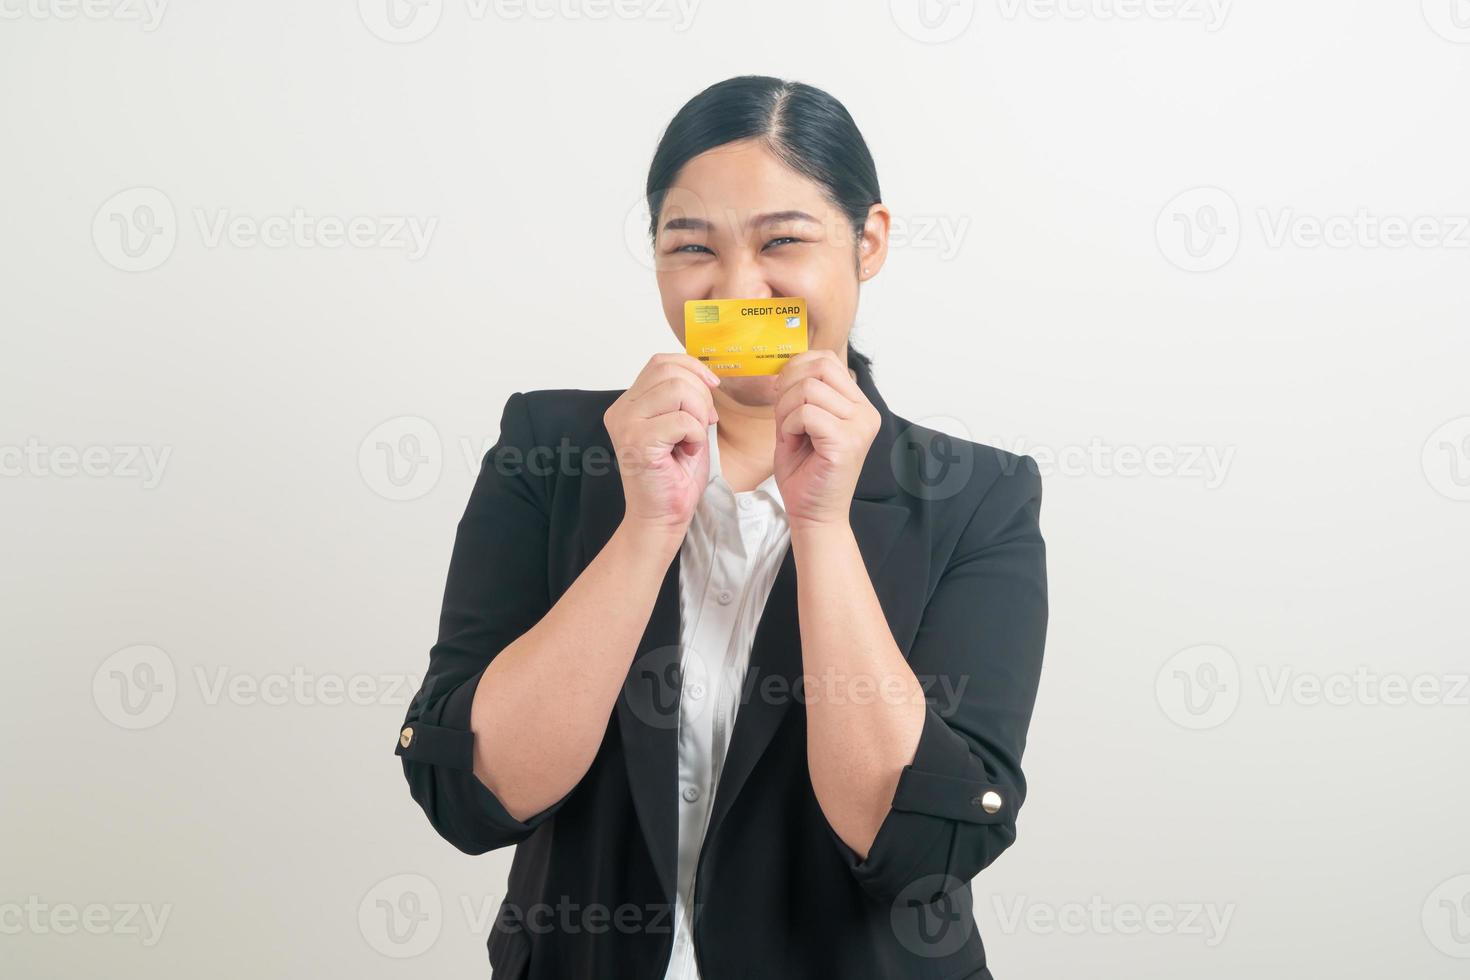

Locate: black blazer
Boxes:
[395,357,1048,980]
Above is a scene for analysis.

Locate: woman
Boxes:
[396,75,1048,980]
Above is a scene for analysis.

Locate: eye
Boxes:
[763,236,801,250]
[672,244,713,254]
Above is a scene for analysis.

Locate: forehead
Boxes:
[661,139,836,224]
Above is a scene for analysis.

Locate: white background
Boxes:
[3,0,1469,977]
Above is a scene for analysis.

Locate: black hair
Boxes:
[645,75,880,377]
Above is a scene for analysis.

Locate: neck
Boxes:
[710,352,859,491]
[710,394,775,492]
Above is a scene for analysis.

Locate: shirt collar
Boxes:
[706,422,785,513]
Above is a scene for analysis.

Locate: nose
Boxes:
[711,253,774,301]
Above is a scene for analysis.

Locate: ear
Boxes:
[856,203,891,281]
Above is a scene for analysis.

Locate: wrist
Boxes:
[789,519,854,547]
[613,517,688,561]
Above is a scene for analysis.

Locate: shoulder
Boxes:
[497,386,625,449]
[887,412,1043,543]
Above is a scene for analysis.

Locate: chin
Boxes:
[722,374,781,406]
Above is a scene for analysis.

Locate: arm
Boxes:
[469,521,680,822]
[794,521,926,859]
[396,391,683,854]
[804,456,1048,903]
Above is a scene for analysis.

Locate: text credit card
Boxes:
[683,297,808,377]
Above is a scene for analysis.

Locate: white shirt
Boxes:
[660,423,791,980]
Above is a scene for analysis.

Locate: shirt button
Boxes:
[738,496,753,510]
[687,682,705,700]
[682,785,700,803]
[716,589,733,605]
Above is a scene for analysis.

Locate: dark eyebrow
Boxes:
[752,210,820,227]
[660,210,821,234]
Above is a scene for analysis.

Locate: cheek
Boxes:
[655,272,687,338]
[809,299,855,351]
[786,263,857,347]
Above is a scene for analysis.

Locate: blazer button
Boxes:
[974,790,1002,814]
[399,726,414,749]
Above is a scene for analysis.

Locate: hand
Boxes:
[773,350,881,532]
[603,353,721,540]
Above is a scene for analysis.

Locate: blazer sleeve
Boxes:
[826,454,1048,904]
[394,390,567,855]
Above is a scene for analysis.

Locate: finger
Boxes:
[631,353,720,396]
[630,375,717,426]
[777,349,861,401]
[779,403,843,442]
[627,362,711,403]
[645,410,709,452]
[773,374,855,431]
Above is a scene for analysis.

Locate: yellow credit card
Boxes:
[684,297,808,377]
